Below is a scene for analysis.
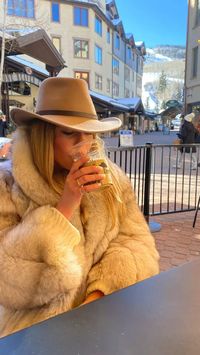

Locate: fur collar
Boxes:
[12,128,59,206]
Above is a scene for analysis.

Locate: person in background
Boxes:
[173,112,198,170]
[0,112,7,137]
[0,77,159,338]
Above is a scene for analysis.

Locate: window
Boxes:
[113,82,119,96]
[95,73,102,90]
[95,45,102,64]
[195,0,200,26]
[192,46,198,78]
[51,2,60,22]
[132,71,135,81]
[7,0,34,18]
[74,39,89,58]
[106,79,111,93]
[125,67,130,82]
[52,36,61,52]
[112,58,119,75]
[127,47,131,60]
[74,7,88,26]
[95,16,102,36]
[107,28,110,43]
[115,34,120,50]
[74,71,89,87]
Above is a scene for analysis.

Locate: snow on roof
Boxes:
[116,97,142,109]
[126,33,133,39]
[73,0,105,11]
[5,27,40,37]
[0,30,15,39]
[8,55,49,76]
[112,18,121,26]
[135,41,144,46]
[89,90,128,110]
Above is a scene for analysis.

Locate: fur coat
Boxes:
[0,128,159,338]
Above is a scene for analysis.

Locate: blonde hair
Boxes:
[29,120,125,228]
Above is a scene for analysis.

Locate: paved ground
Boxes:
[151,211,200,273]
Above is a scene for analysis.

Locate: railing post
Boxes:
[144,143,152,223]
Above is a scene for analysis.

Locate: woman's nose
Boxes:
[78,133,88,142]
[76,133,92,156]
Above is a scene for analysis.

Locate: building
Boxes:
[2,0,145,98]
[185,0,200,113]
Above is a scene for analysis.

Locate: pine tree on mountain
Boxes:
[157,71,168,110]
[158,71,167,94]
[161,100,166,110]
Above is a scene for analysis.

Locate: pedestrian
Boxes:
[0,77,159,338]
[0,111,7,137]
[155,122,159,131]
[173,112,198,169]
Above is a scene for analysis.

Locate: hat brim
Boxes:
[10,108,122,133]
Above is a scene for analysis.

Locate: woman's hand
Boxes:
[56,156,105,220]
[81,291,104,306]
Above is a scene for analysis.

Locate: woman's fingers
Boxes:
[76,173,105,187]
[70,156,89,174]
[66,157,106,195]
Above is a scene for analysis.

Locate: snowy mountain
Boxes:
[145,48,173,64]
[145,45,185,64]
[142,45,185,112]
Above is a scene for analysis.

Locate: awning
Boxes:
[160,106,183,119]
[144,111,158,120]
[15,29,65,69]
[1,29,66,74]
[4,55,49,84]
[89,91,146,116]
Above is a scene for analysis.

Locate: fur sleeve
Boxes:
[0,172,83,310]
[87,168,159,295]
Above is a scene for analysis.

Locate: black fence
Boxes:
[107,143,200,220]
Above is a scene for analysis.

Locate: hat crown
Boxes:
[36,78,96,117]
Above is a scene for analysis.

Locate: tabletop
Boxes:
[1,259,200,355]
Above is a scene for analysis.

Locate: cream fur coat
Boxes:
[0,128,159,338]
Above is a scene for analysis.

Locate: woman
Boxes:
[0,78,159,338]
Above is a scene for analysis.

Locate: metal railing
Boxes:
[107,143,200,219]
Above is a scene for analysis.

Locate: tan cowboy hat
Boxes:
[11,77,122,133]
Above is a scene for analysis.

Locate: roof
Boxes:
[144,111,158,120]
[90,90,129,113]
[90,91,144,114]
[15,29,65,68]
[116,97,144,113]
[160,106,183,118]
[1,29,65,72]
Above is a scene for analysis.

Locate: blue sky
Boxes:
[115,0,188,48]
